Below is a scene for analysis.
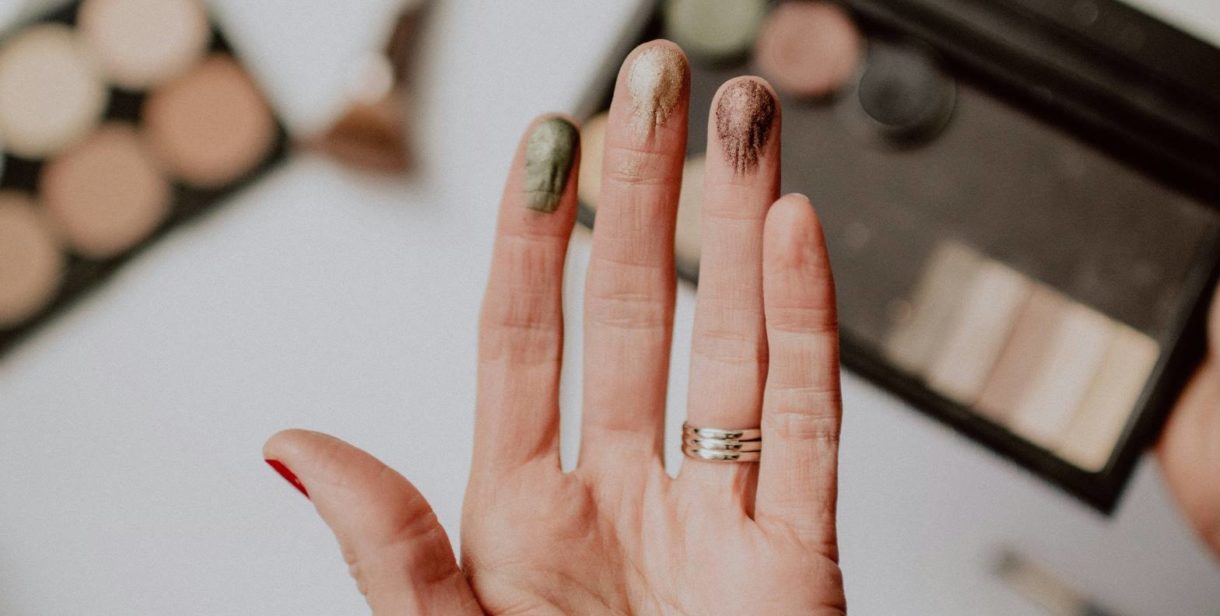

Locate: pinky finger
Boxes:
[753,194,843,556]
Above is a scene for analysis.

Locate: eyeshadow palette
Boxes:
[0,0,287,355]
[578,0,1220,510]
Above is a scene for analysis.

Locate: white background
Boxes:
[1,0,1218,614]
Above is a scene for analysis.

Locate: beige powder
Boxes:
[627,45,685,138]
[42,124,171,259]
[0,25,107,158]
[1056,325,1158,471]
[79,0,210,89]
[1008,303,1115,448]
[0,193,63,327]
[144,55,276,187]
[884,240,984,375]
[975,286,1069,422]
[925,260,1031,404]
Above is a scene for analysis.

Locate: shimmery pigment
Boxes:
[627,45,685,137]
[523,118,578,213]
[714,79,775,174]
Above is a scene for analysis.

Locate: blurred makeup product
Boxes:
[0,25,107,157]
[993,549,1121,616]
[0,0,287,356]
[577,112,609,210]
[754,1,860,99]
[582,0,1220,510]
[0,193,63,328]
[674,155,705,280]
[78,0,210,89]
[663,0,768,63]
[854,40,955,144]
[312,0,426,174]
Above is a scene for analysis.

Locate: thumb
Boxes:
[263,429,482,615]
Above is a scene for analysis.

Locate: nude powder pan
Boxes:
[144,55,277,188]
[0,194,63,328]
[42,124,171,259]
[755,1,860,99]
[78,0,210,89]
[0,25,107,158]
[0,0,287,354]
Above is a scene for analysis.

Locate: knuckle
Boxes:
[586,289,670,330]
[604,144,679,187]
[764,400,841,444]
[586,258,672,331]
[766,305,837,337]
[479,232,566,363]
[479,302,562,364]
[691,326,766,366]
[702,200,766,222]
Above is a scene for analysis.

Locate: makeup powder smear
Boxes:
[627,45,685,138]
[523,118,578,213]
[715,80,775,174]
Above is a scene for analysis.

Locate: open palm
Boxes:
[264,40,846,614]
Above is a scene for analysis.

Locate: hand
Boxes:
[263,40,846,614]
[1157,285,1220,557]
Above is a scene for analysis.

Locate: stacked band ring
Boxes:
[681,422,762,462]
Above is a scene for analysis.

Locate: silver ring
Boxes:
[682,435,762,452]
[682,423,762,441]
[681,422,761,463]
[682,444,761,463]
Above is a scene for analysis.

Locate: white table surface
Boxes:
[1,1,1218,614]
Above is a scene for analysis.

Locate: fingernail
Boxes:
[265,459,309,498]
[523,118,578,213]
[627,44,685,138]
[715,79,776,175]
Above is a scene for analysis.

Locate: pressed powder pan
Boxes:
[0,0,289,357]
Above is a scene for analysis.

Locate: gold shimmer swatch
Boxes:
[627,45,685,138]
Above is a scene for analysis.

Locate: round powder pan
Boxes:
[754,1,863,100]
[143,54,277,188]
[0,193,65,327]
[0,24,108,158]
[854,39,957,145]
[664,0,768,64]
[78,0,212,90]
[41,123,172,260]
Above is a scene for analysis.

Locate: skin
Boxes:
[259,38,1220,614]
[1157,283,1220,558]
[264,40,846,614]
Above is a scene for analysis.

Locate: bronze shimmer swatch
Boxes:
[714,79,775,174]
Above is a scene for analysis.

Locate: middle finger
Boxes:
[680,77,781,503]
[580,40,690,468]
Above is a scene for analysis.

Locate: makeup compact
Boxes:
[579,0,1220,511]
[0,0,287,356]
